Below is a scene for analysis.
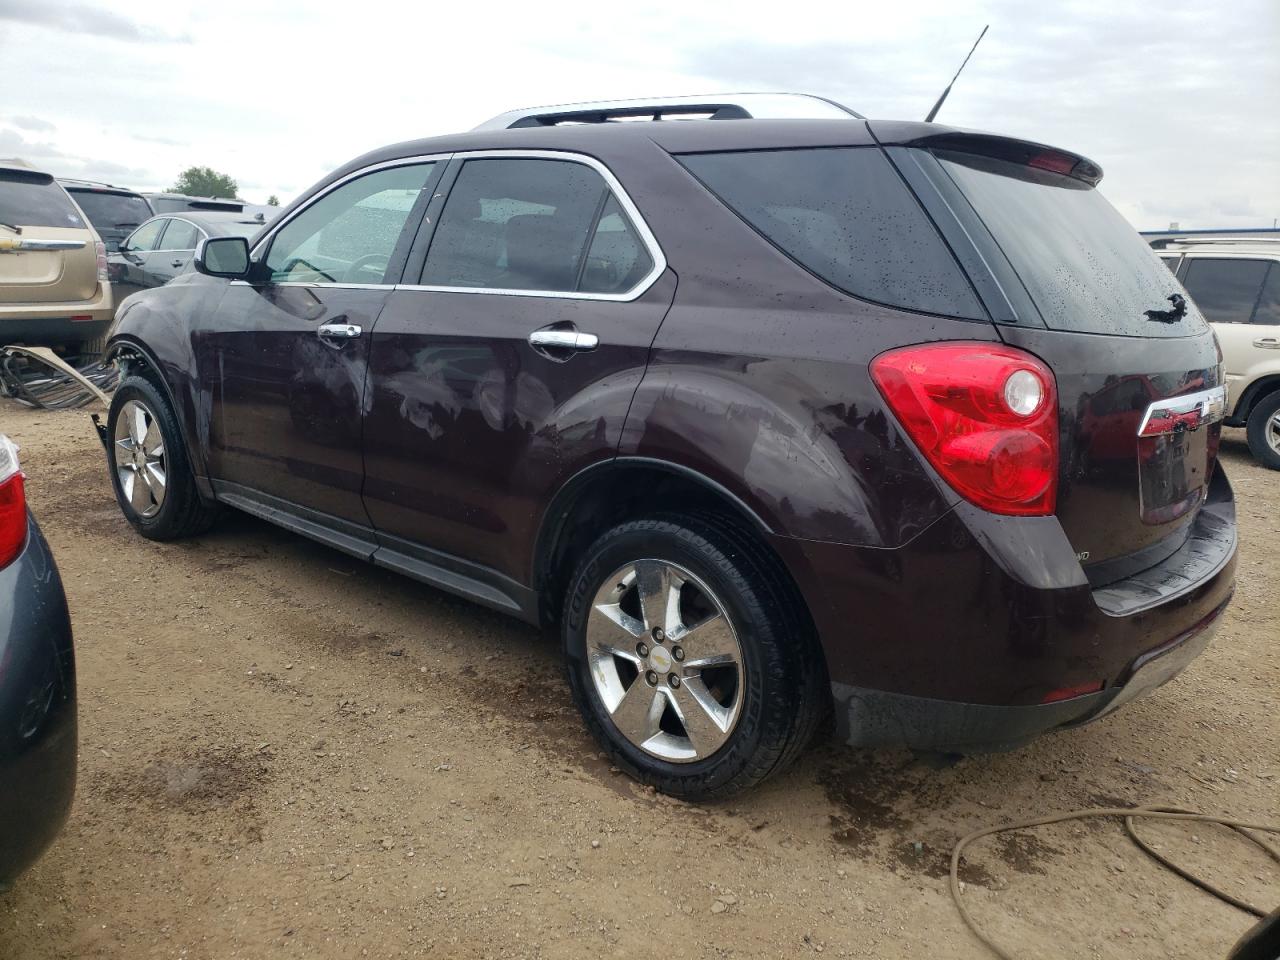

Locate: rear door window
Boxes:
[679,147,982,318]
[1182,258,1270,324]
[159,219,200,251]
[0,170,85,229]
[421,157,624,293]
[124,219,166,252]
[1254,264,1280,326]
[934,150,1205,337]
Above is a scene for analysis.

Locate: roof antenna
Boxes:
[924,25,989,123]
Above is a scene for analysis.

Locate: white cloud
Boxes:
[2,0,1276,225]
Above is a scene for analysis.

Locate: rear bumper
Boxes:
[0,285,113,345]
[773,467,1237,752]
[0,516,77,887]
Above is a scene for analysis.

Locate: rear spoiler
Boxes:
[871,122,1103,186]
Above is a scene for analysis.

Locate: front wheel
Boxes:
[1245,391,1280,470]
[562,516,827,799]
[106,375,218,539]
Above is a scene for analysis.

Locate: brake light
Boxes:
[1027,150,1078,176]
[871,343,1059,516]
[0,436,26,569]
[95,240,108,283]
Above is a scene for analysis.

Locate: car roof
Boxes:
[0,157,49,176]
[149,210,266,235]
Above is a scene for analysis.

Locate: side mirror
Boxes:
[195,236,251,279]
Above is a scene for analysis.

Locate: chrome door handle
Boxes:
[528,329,598,351]
[1253,337,1280,349]
[318,322,362,339]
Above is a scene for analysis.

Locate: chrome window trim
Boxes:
[1136,385,1227,437]
[248,153,454,278]
[154,216,206,253]
[396,148,667,303]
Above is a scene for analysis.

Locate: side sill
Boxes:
[210,481,537,622]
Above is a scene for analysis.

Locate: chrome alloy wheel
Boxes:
[587,559,744,762]
[1268,411,1280,455]
[113,399,167,518]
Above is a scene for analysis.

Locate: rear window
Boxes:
[65,189,151,233]
[679,147,983,318]
[935,151,1205,338]
[0,171,85,229]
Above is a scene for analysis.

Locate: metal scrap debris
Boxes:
[0,345,118,409]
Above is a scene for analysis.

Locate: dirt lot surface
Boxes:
[0,401,1275,960]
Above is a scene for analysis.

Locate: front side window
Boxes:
[159,219,200,251]
[1182,258,1269,324]
[266,163,436,284]
[679,147,982,318]
[124,219,166,252]
[422,157,646,294]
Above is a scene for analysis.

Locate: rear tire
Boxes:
[562,514,827,800]
[1245,391,1280,470]
[106,375,218,540]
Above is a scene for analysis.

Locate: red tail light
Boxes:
[0,436,26,569]
[871,343,1058,516]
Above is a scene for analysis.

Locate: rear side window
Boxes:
[1255,264,1280,326]
[935,151,1205,338]
[1159,255,1181,274]
[1182,259,1270,324]
[422,157,648,294]
[0,171,85,229]
[679,147,982,318]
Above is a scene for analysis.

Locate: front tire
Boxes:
[1245,391,1280,470]
[106,375,218,540]
[563,515,826,799]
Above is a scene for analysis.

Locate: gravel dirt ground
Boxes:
[0,400,1276,960]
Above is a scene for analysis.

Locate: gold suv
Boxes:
[1160,238,1280,468]
[1,158,113,354]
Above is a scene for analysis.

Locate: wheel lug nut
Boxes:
[652,628,664,643]
[668,674,681,688]
[672,646,684,662]
[637,642,649,657]
[645,670,659,686]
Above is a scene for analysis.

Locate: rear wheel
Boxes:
[562,515,826,799]
[1245,391,1280,470]
[106,375,218,539]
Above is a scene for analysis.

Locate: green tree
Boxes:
[170,166,238,198]
[266,194,280,206]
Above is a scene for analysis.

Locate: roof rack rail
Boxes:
[1163,237,1280,246]
[56,177,127,190]
[474,93,863,131]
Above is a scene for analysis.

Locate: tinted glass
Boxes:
[936,151,1205,337]
[580,196,653,294]
[1182,258,1269,325]
[1159,255,1181,274]
[422,158,606,291]
[1254,264,1280,326]
[680,147,981,318]
[159,219,200,251]
[0,171,85,228]
[125,219,165,252]
[266,163,435,284]
[65,190,151,233]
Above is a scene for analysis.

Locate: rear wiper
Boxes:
[1145,293,1187,324]
[0,221,22,235]
[113,221,140,228]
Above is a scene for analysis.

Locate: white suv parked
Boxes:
[1159,238,1280,468]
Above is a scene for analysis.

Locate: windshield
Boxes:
[935,150,1206,338]
[0,171,86,229]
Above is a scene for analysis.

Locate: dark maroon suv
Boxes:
[98,94,1236,798]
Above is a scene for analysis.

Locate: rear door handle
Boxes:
[1253,337,1280,349]
[528,328,598,352]
[318,322,362,339]
[170,258,185,268]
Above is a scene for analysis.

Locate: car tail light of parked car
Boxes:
[0,436,26,569]
[95,240,109,283]
[871,343,1058,516]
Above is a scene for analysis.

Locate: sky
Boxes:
[1,0,1276,230]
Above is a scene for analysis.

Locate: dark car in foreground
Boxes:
[57,180,154,253]
[0,434,76,885]
[109,211,265,306]
[98,94,1236,798]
